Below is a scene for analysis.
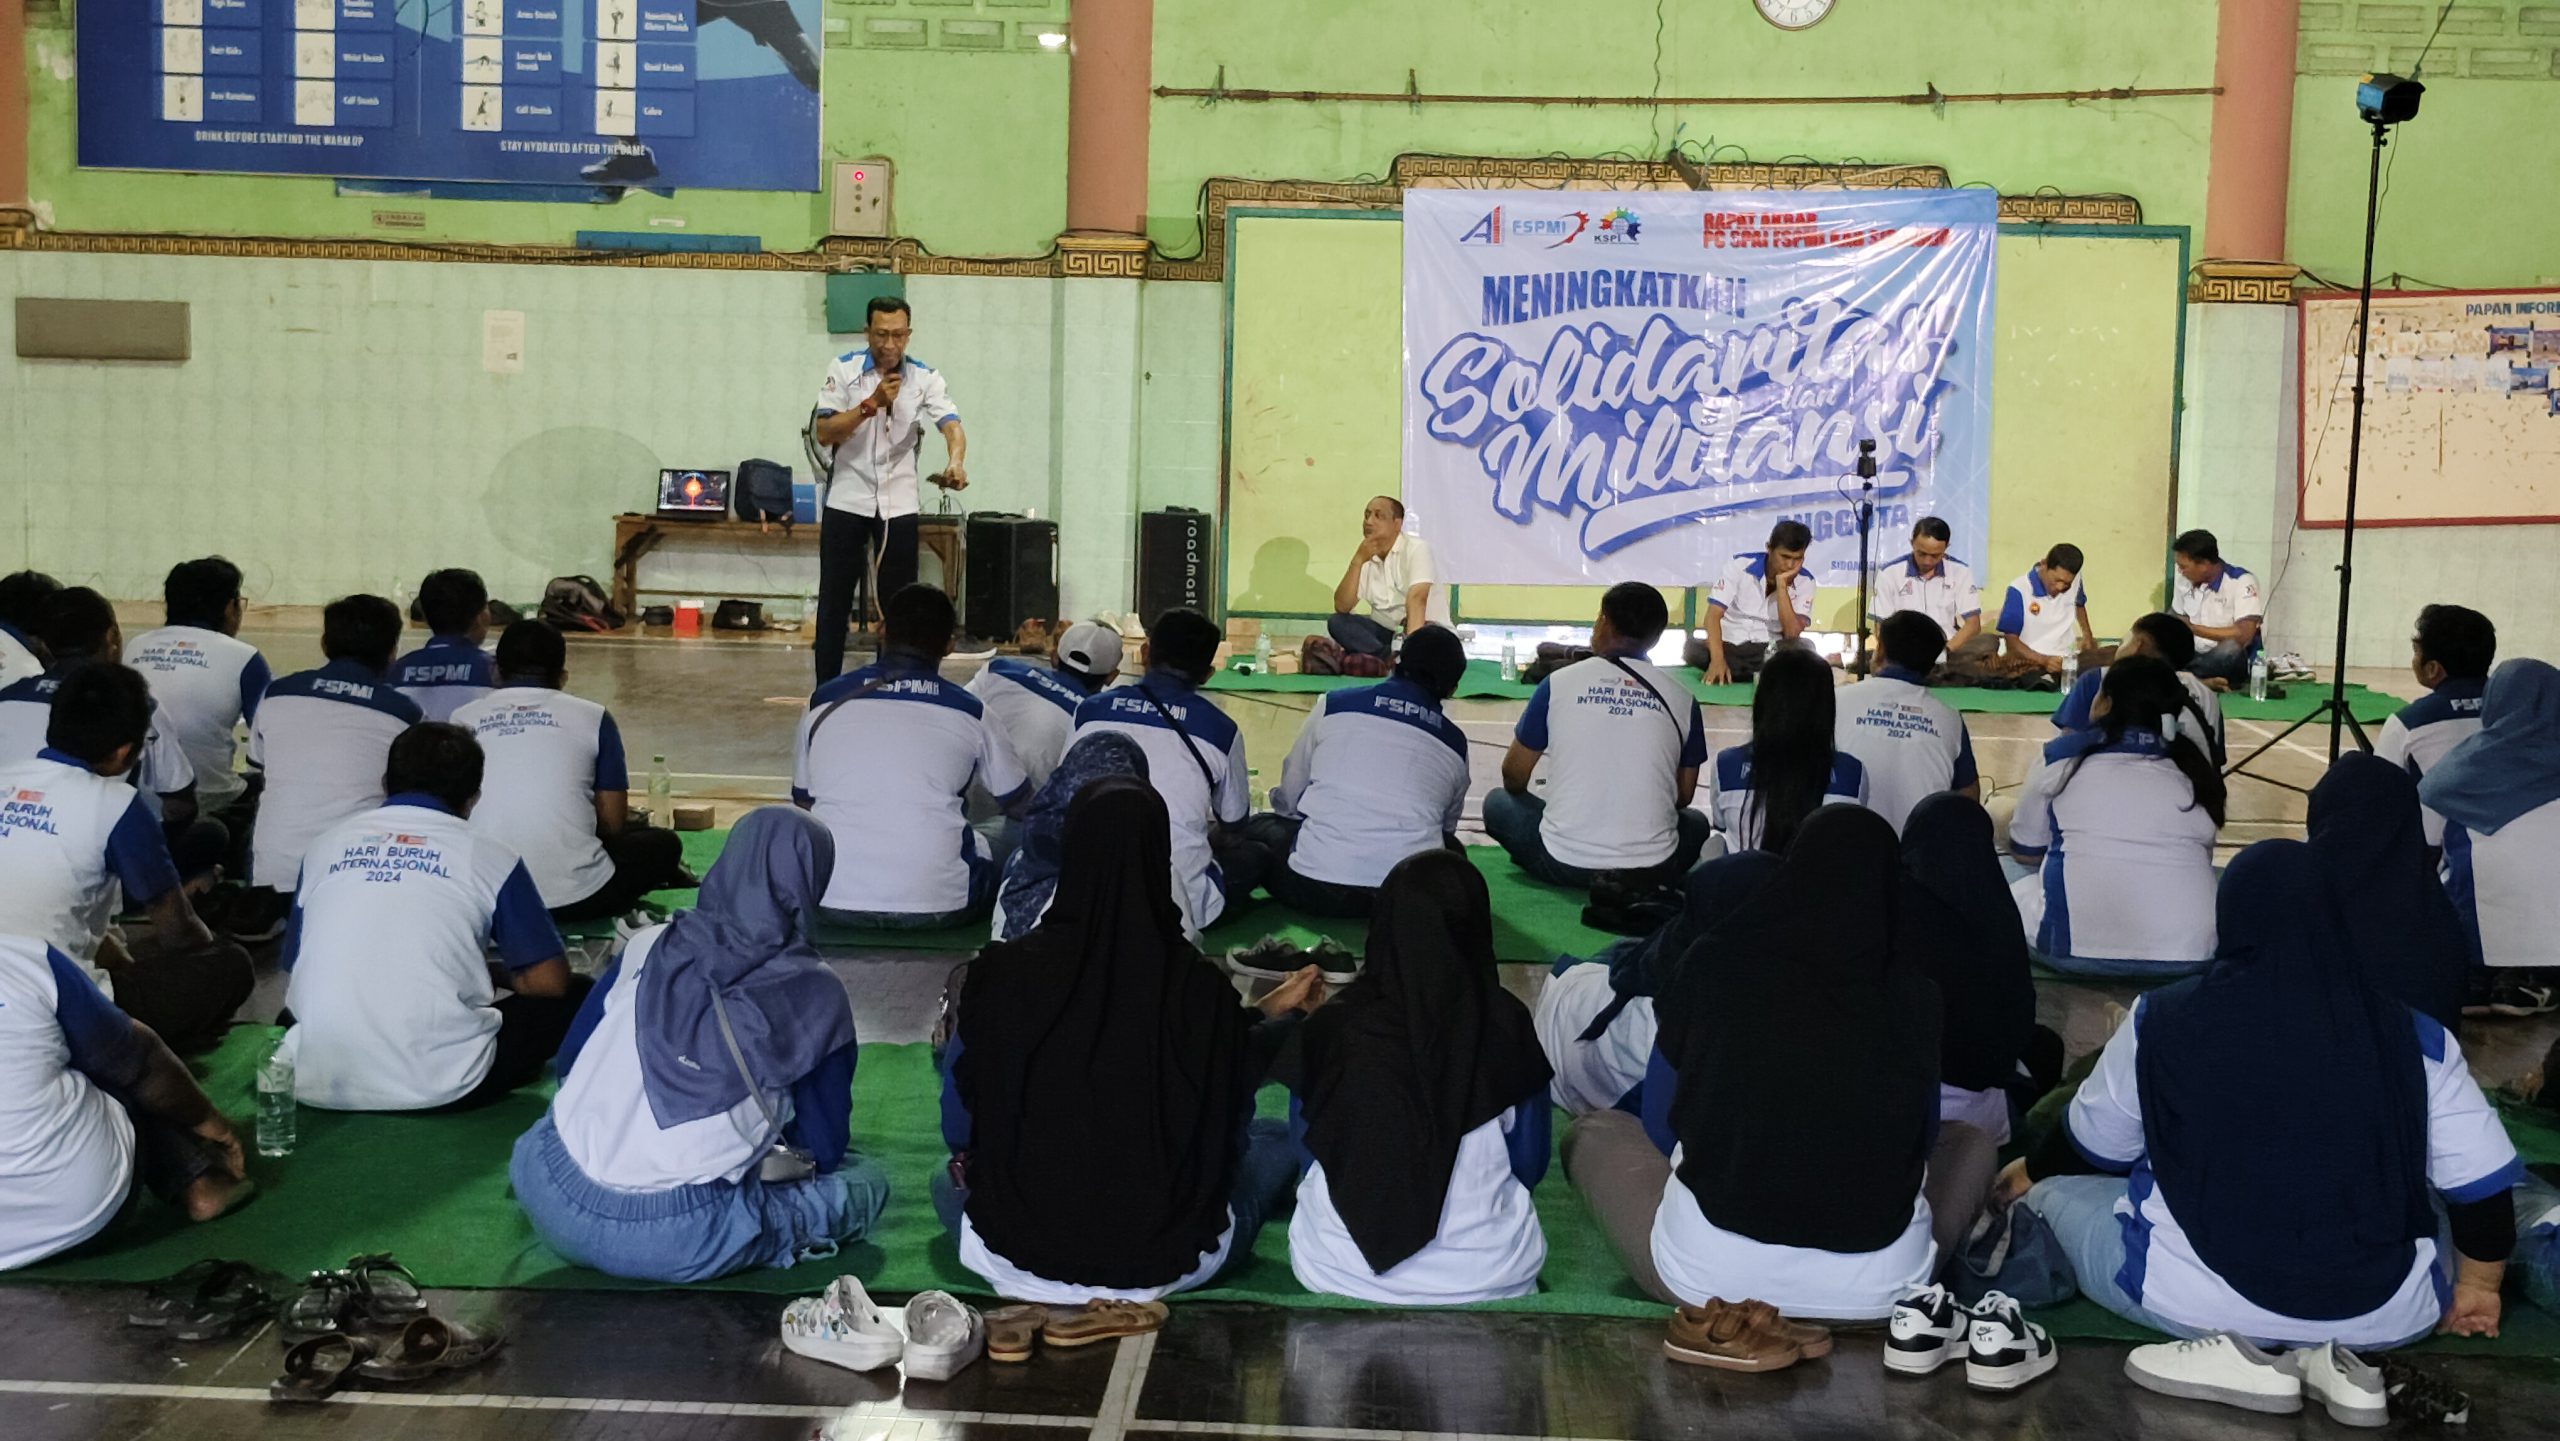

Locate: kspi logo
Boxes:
[1591,207,1642,244]
[1458,207,1589,248]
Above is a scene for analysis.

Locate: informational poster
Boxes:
[2299,287,2560,527]
[1401,189,1998,587]
[77,0,823,191]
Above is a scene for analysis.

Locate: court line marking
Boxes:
[1089,1330,1157,1441]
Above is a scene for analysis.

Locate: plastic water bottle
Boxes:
[648,755,674,817]
[1253,632,1272,674]
[256,1043,296,1158]
[2248,651,2270,702]
[1500,641,1520,683]
[2059,650,2080,695]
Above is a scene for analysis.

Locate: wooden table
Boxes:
[609,512,968,621]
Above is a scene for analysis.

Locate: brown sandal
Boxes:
[986,1304,1049,1363]
[1040,1299,1168,1348]
[352,1315,505,1383]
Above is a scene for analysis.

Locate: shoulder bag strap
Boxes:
[1600,656,1692,755]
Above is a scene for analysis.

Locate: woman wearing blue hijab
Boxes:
[511,808,884,1282]
[2419,657,2560,1016]
[991,732,1150,940]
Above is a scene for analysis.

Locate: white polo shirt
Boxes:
[2054,665,2227,765]
[1073,672,1249,937]
[795,657,1029,917]
[813,352,962,521]
[0,750,182,990]
[1706,744,1870,851]
[1868,553,1981,634]
[451,686,629,909]
[1707,553,1817,647]
[2171,563,2266,653]
[2443,797,2560,970]
[0,936,140,1272]
[1653,1149,1938,1320]
[1288,1106,1546,1305]
[247,660,424,891]
[2060,999,2520,1347]
[1533,961,1655,1116]
[1995,569,2089,657]
[0,623,45,688]
[123,625,271,813]
[280,795,562,1111]
[0,673,197,802]
[2007,731,2219,966]
[966,658,1090,794]
[1354,532,1453,632]
[2375,678,2485,849]
[1272,677,1470,889]
[1832,667,1978,834]
[391,634,497,724]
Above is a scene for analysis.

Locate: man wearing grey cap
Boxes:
[966,621,1125,793]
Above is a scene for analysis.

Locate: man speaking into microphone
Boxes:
[810,296,969,683]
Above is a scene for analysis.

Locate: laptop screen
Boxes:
[657,468,731,515]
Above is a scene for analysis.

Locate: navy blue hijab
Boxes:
[634,807,854,1128]
[2308,753,2469,1032]
[996,732,1150,940]
[2135,840,2432,1321]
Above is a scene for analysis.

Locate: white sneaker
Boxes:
[2285,1341,2387,1429]
[1964,1291,2058,1392]
[780,1276,904,1372]
[2125,1333,2303,1415]
[1882,1283,1965,1376]
[902,1290,985,1382]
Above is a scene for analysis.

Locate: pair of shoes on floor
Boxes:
[267,1255,502,1403]
[1582,871,1681,936]
[1662,1297,1829,1373]
[783,1278,982,1381]
[1225,934,1359,984]
[987,1298,1171,1363]
[127,1259,289,1341]
[2125,1334,2458,1426]
[1885,1286,2057,1391]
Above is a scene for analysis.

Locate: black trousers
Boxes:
[115,939,255,1056]
[439,976,596,1113]
[816,508,919,683]
[550,825,691,924]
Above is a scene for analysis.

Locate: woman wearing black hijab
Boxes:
[934,778,1322,1303]
[1281,850,1554,1303]
[2306,753,2469,1031]
[1566,806,1948,1316]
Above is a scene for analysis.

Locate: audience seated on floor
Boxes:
[936,779,1318,1304]
[2050,611,2227,766]
[964,620,1123,795]
[1706,643,1866,853]
[795,584,1029,931]
[0,930,249,1273]
[511,808,886,1283]
[391,568,498,724]
[1487,583,1710,890]
[2310,754,2472,1034]
[2007,657,2225,978]
[455,620,691,924]
[121,557,270,841]
[1565,806,1988,1318]
[1898,794,2039,1148]
[2001,839,2518,1349]
[2419,656,2560,1018]
[1280,850,1551,1304]
[1833,613,1978,832]
[1244,624,1472,919]
[0,665,251,1055]
[1070,606,1260,939]
[2379,603,2494,851]
[247,594,422,897]
[989,732,1149,941]
[279,723,579,1113]
[0,569,57,687]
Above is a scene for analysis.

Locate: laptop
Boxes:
[656,468,732,519]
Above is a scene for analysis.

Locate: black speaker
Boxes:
[963,513,1059,641]
[1136,507,1214,625]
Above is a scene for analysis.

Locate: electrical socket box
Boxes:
[830,159,893,238]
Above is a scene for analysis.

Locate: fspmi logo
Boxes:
[1459,207,1588,249]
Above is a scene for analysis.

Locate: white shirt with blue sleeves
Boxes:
[1073,672,1248,937]
[1707,744,1869,851]
[247,659,424,890]
[0,672,197,803]
[2376,677,2485,849]
[391,633,497,724]
[0,750,183,990]
[1868,553,1981,633]
[0,935,145,1271]
[966,657,1089,795]
[1707,553,1816,647]
[2007,730,2218,965]
[1516,655,1709,871]
[451,686,629,909]
[1273,676,1470,889]
[1996,568,2089,657]
[813,351,962,521]
[2441,793,2560,971]
[1831,665,1977,833]
[123,625,270,813]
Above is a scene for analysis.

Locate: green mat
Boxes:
[605,829,1618,963]
[1207,660,2408,725]
[17,1032,2560,1355]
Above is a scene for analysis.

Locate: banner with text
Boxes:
[1402,189,1998,587]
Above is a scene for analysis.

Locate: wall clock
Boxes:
[1754,0,1836,31]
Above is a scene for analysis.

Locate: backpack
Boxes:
[713,599,764,631]
[540,575,624,633]
[734,458,795,526]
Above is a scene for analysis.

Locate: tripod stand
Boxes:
[2225,116,2396,792]
[1848,440,1879,677]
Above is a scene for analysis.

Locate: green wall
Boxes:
[2286,75,2560,291]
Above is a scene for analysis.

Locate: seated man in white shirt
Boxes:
[454,621,692,924]
[2376,604,2495,852]
[247,594,422,902]
[281,723,579,1113]
[796,584,1031,929]
[0,665,252,1055]
[390,568,498,723]
[965,620,1124,795]
[1995,542,2098,684]
[124,558,272,875]
[1487,583,1711,889]
[2052,612,2229,767]
[1688,520,1815,685]
[0,932,249,1273]
[2170,529,2265,686]
[1328,495,1451,658]
[1833,613,1980,833]
[1867,516,1983,671]
[1244,624,1472,917]
[0,570,58,688]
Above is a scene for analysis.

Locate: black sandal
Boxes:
[353,1315,505,1383]
[278,1270,359,1345]
[128,1260,235,1327]
[269,1332,377,1404]
[130,1261,286,1340]
[343,1253,430,1328]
